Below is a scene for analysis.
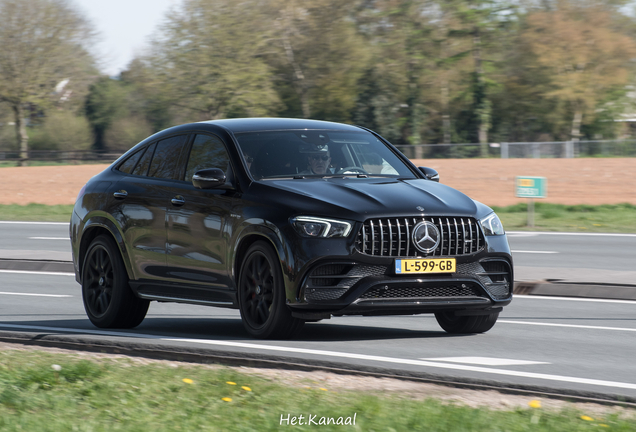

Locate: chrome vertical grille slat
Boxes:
[404,218,410,257]
[379,220,384,256]
[396,219,402,256]
[356,216,484,257]
[461,218,467,255]
[370,220,375,256]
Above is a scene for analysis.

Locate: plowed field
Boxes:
[1,158,634,207]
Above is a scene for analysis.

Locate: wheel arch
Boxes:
[232,225,296,301]
[79,217,133,283]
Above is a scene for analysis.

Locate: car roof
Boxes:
[197,118,363,134]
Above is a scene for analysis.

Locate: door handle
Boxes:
[171,196,185,206]
[113,190,128,199]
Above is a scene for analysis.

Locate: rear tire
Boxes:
[238,241,304,339]
[435,311,499,334]
[81,235,149,328]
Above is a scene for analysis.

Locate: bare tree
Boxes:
[0,0,96,165]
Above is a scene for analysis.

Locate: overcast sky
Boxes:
[73,0,183,76]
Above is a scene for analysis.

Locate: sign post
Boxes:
[515,176,547,228]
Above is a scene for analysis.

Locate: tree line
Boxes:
[1,0,635,165]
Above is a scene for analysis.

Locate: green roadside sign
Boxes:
[515,176,547,198]
[515,176,547,228]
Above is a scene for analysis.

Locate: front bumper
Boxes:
[289,254,513,317]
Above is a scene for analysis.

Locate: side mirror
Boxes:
[418,166,439,182]
[192,168,227,189]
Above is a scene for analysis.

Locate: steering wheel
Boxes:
[337,166,368,175]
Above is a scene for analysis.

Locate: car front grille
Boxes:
[355,217,484,257]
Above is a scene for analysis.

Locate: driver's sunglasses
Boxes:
[244,155,254,163]
[310,155,330,161]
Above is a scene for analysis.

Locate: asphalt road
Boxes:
[0,271,635,400]
[1,222,636,401]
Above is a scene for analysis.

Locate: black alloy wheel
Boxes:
[238,241,304,339]
[434,311,499,334]
[82,235,149,328]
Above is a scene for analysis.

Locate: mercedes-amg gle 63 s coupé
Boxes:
[70,118,513,339]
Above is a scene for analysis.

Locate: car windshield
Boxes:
[234,130,416,179]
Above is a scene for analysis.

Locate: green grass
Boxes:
[0,349,633,431]
[1,202,635,233]
[0,204,74,222]
[493,202,636,233]
[0,161,113,168]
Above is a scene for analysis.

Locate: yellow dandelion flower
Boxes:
[226,381,237,385]
[600,424,609,428]
[242,386,252,392]
[182,378,194,384]
[528,400,541,409]
[581,415,594,421]
[222,397,232,402]
[319,388,328,391]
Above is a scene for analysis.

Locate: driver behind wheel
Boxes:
[299,144,334,175]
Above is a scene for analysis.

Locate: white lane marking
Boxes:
[0,270,75,276]
[0,221,69,226]
[1,323,636,391]
[28,237,69,240]
[420,357,549,366]
[512,250,558,254]
[507,231,636,238]
[513,294,636,305]
[500,320,636,333]
[0,292,72,298]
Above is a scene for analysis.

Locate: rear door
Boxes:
[110,135,187,282]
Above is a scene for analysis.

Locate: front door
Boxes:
[164,134,237,300]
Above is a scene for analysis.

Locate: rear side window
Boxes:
[117,148,144,174]
[148,136,186,179]
[132,143,156,176]
[184,134,230,182]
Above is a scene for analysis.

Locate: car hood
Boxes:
[257,177,483,219]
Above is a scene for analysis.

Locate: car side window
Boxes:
[117,148,144,174]
[148,136,186,179]
[132,143,156,176]
[184,134,230,182]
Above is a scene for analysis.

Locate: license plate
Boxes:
[395,258,456,274]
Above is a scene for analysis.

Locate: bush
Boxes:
[29,111,92,151]
[104,115,153,152]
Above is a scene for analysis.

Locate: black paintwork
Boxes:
[71,118,513,320]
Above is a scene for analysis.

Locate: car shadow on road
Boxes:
[1,317,471,342]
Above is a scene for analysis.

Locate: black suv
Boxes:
[70,118,513,339]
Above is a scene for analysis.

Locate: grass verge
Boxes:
[0,349,633,431]
[0,204,74,222]
[493,202,636,233]
[1,203,635,233]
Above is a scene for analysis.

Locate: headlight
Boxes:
[480,212,505,236]
[291,216,352,238]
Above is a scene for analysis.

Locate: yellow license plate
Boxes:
[395,258,456,274]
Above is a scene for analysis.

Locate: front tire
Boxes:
[238,241,304,339]
[82,235,149,328]
[435,311,499,334]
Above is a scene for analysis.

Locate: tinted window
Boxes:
[185,134,230,182]
[148,136,186,179]
[132,143,155,176]
[233,130,415,179]
[117,148,144,174]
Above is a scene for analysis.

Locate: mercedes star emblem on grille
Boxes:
[412,221,441,253]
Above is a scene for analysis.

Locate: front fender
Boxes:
[231,220,297,302]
